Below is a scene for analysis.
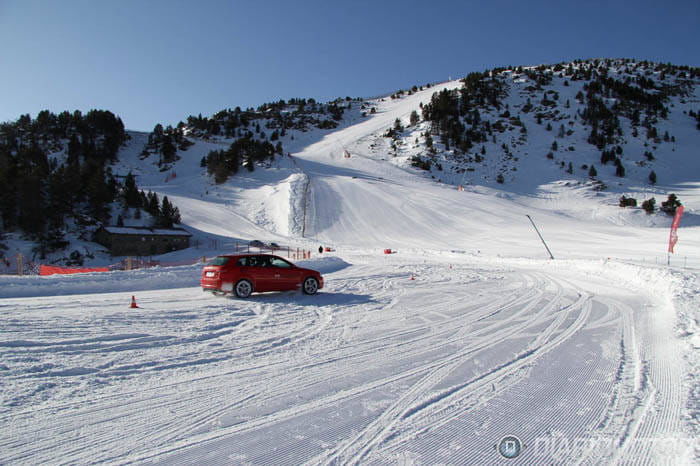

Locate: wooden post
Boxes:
[17,254,23,276]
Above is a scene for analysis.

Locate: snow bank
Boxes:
[295,256,351,274]
[0,264,201,298]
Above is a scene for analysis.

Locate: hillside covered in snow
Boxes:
[2,58,699,267]
[1,58,700,464]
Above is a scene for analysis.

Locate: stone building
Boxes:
[94,226,192,256]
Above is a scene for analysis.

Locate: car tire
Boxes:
[234,279,253,298]
[302,277,319,295]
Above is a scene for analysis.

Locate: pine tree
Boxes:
[122,172,140,207]
[85,166,113,223]
[161,135,177,163]
[649,170,657,184]
[588,165,597,177]
[18,174,45,236]
[660,194,681,215]
[619,196,637,207]
[157,196,181,227]
[615,160,625,177]
[147,191,160,217]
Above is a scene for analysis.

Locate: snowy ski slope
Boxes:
[1,75,699,464]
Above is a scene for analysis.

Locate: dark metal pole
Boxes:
[526,215,554,260]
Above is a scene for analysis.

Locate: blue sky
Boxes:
[1,0,698,131]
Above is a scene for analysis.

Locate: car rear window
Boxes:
[210,256,230,266]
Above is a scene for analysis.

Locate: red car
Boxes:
[201,254,324,298]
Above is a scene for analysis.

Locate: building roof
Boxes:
[102,226,192,237]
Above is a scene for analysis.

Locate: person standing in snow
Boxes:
[318,246,323,254]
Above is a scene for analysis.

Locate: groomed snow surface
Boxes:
[2,76,699,464]
[1,254,696,464]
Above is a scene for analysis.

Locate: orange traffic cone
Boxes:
[130,295,139,308]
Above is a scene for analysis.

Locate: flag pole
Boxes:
[667,205,685,267]
[526,215,554,260]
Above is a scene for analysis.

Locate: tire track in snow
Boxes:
[118,270,552,464]
[0,266,543,465]
[314,274,584,465]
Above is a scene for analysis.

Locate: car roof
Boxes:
[217,253,280,258]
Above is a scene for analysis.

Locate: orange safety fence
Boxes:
[18,247,316,276]
[39,265,110,276]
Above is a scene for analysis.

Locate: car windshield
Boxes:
[209,256,229,266]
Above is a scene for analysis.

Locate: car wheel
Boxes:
[302,277,319,295]
[235,279,253,298]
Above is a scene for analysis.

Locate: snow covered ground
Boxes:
[2,72,699,463]
[1,253,697,464]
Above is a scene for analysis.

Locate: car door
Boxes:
[269,256,301,290]
[248,255,277,292]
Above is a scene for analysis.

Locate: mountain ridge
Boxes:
[1,58,699,266]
